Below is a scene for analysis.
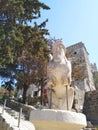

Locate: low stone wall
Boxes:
[83,90,98,125]
[6,99,36,119]
[0,107,35,130]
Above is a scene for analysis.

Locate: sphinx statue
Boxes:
[29,40,87,130]
[46,40,74,110]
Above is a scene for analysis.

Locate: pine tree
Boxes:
[0,0,50,103]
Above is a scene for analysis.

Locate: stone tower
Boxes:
[66,42,95,91]
[91,63,97,73]
[66,42,96,110]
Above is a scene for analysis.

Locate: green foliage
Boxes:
[0,0,50,66]
[0,0,50,24]
[0,0,50,103]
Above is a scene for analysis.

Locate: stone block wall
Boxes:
[6,99,36,117]
[66,42,96,109]
[83,90,98,125]
[66,42,95,91]
[74,88,85,111]
[91,63,97,73]
[66,42,88,80]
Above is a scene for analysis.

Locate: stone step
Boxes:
[0,106,35,130]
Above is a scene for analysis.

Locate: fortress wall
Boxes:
[66,42,96,109]
[66,42,95,91]
[83,90,98,125]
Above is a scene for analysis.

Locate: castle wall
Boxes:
[83,90,98,125]
[91,63,97,73]
[66,42,96,109]
[66,42,95,91]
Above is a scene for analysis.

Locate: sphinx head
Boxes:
[51,40,66,63]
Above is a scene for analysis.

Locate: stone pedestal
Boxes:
[29,109,87,130]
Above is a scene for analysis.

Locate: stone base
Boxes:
[29,109,87,130]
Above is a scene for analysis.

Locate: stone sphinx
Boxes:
[29,40,87,130]
[46,40,74,110]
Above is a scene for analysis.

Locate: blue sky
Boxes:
[37,0,98,68]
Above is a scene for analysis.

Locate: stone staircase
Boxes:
[0,106,35,130]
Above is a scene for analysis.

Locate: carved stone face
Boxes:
[52,41,66,63]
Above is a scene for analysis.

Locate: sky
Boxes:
[37,0,98,68]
